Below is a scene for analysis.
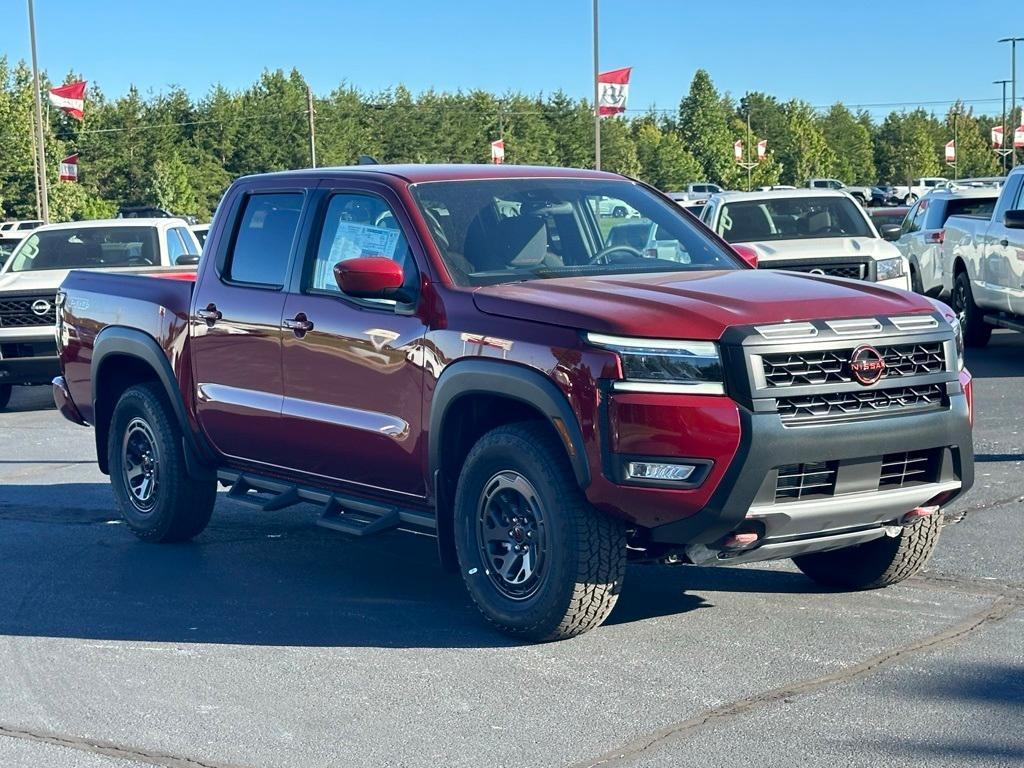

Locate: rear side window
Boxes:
[944,198,996,223]
[994,176,1024,221]
[227,193,303,286]
[165,229,187,263]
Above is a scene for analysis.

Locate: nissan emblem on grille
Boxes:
[849,345,886,385]
[31,299,52,317]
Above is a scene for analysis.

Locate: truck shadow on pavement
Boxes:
[0,483,825,649]
[963,331,1024,380]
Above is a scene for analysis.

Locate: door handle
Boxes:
[197,304,221,325]
[283,313,314,336]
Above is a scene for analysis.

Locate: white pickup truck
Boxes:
[0,218,199,409]
[943,166,1024,346]
[892,177,949,206]
[806,178,873,207]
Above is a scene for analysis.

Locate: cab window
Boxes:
[226,193,303,286]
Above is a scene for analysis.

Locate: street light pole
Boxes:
[995,79,1011,173]
[26,0,49,223]
[592,0,600,171]
[999,37,1024,167]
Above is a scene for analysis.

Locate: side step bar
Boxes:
[219,470,436,537]
[984,313,1024,333]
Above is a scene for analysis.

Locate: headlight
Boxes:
[876,257,906,282]
[949,315,964,371]
[586,333,724,394]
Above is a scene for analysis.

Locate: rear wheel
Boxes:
[108,382,215,542]
[910,263,924,294]
[951,269,992,347]
[454,422,627,641]
[612,206,627,218]
[0,384,11,411]
[793,514,942,590]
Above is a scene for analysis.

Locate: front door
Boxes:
[190,190,305,464]
[279,186,428,497]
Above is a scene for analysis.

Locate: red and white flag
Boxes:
[944,140,956,164]
[733,140,744,162]
[1015,126,1024,149]
[48,80,87,121]
[756,139,768,161]
[59,153,78,182]
[992,125,1004,149]
[597,67,631,117]
[490,139,505,164]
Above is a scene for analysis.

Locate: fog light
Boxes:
[626,462,696,482]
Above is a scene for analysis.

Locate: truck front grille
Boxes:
[777,383,945,425]
[773,449,942,504]
[762,341,946,388]
[0,295,56,328]
[773,261,868,280]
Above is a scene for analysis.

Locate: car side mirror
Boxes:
[732,244,759,269]
[334,256,405,299]
[175,254,201,266]
[1004,209,1024,229]
[879,224,902,241]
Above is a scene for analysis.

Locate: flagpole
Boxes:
[27,0,49,223]
[30,120,41,217]
[306,84,317,169]
[592,0,601,171]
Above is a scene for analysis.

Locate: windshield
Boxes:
[715,195,873,243]
[410,178,739,287]
[6,226,160,273]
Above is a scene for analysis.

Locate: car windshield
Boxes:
[410,178,739,287]
[715,195,873,243]
[6,226,160,273]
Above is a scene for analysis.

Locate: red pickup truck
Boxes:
[54,165,974,641]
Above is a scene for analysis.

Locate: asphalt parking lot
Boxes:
[1,333,1022,768]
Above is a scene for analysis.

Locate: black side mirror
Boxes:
[1004,210,1024,230]
[879,224,902,241]
[175,254,201,266]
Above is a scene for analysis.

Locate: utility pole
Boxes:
[995,79,1011,174]
[306,85,316,168]
[953,110,959,181]
[592,0,601,171]
[999,37,1023,167]
[736,107,758,192]
[27,0,49,223]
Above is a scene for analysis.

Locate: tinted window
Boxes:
[994,176,1024,221]
[227,193,302,286]
[307,193,416,298]
[716,196,872,243]
[944,198,996,222]
[7,226,160,272]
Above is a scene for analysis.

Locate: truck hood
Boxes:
[744,237,901,263]
[0,269,69,293]
[471,269,933,340]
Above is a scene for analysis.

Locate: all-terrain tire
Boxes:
[0,384,11,411]
[952,269,992,347]
[454,422,626,641]
[793,513,942,590]
[108,382,216,542]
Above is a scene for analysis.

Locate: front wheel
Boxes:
[454,422,626,641]
[793,514,942,589]
[0,384,11,411]
[109,382,216,542]
[951,270,992,347]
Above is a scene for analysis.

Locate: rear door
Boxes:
[190,188,307,464]
[277,182,429,497]
[979,174,1024,311]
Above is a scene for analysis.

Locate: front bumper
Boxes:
[0,325,59,386]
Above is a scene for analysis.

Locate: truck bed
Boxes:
[59,267,197,426]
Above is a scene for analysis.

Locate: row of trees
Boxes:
[0,57,1015,222]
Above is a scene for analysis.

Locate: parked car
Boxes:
[0,218,200,409]
[701,189,910,288]
[942,166,1024,345]
[0,220,43,234]
[806,179,873,206]
[870,185,902,207]
[668,182,725,203]
[593,195,639,218]
[191,223,210,247]
[894,189,998,296]
[53,164,972,641]
[892,177,948,206]
[868,206,910,228]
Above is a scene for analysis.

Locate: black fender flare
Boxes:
[91,326,211,477]
[428,358,591,489]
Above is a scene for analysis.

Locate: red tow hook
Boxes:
[722,531,761,549]
[901,505,939,524]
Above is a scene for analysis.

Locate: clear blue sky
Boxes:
[8,0,1019,120]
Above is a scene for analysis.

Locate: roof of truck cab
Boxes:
[30,218,190,232]
[242,164,627,185]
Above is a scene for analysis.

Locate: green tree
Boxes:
[945,103,999,178]
[633,118,703,189]
[774,100,836,185]
[148,152,197,215]
[678,70,738,186]
[819,103,876,184]
[875,109,942,184]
